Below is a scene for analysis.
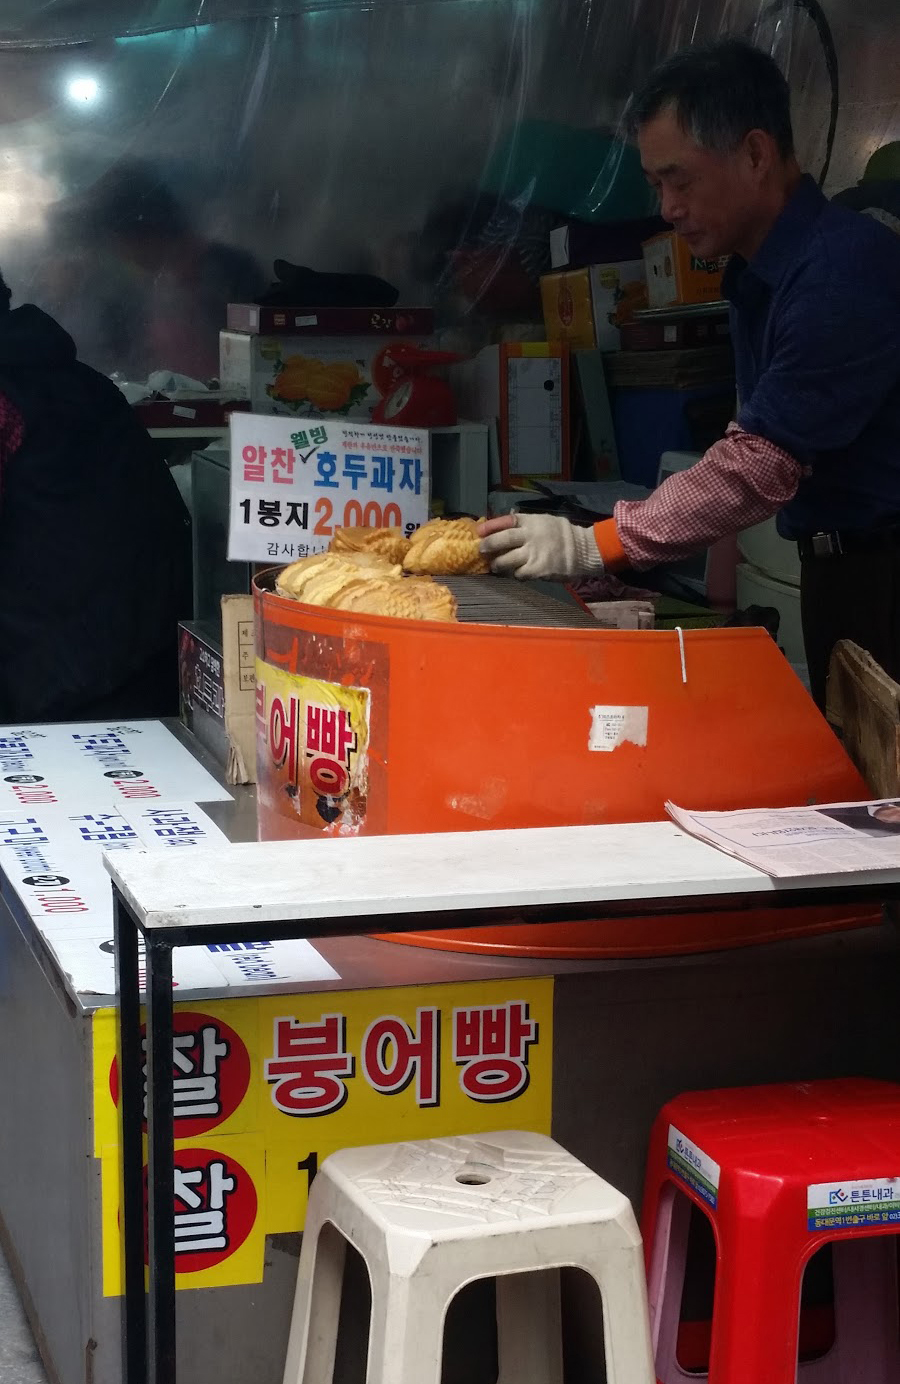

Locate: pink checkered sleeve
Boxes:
[611,425,805,570]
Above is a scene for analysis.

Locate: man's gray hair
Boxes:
[627,38,795,160]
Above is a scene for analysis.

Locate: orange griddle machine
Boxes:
[253,573,872,958]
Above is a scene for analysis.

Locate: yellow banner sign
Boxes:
[94,977,553,1294]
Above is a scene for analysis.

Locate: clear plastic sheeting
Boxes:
[0,0,896,377]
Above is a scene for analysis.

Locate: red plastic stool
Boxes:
[642,1079,900,1384]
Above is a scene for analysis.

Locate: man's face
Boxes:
[638,105,764,260]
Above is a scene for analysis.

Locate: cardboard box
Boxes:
[549,217,665,270]
[227,303,434,336]
[588,262,648,350]
[604,346,735,391]
[178,595,257,784]
[134,397,250,430]
[540,270,597,351]
[826,640,900,790]
[542,263,648,353]
[620,310,731,352]
[642,232,728,308]
[219,329,432,421]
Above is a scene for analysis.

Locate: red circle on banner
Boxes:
[169,1146,258,1274]
[108,1011,251,1138]
[117,1148,260,1276]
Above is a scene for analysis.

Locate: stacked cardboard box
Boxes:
[220,304,434,421]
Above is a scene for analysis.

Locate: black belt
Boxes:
[797,528,900,560]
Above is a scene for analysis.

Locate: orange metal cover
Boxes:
[254,576,874,957]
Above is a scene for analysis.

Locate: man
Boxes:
[75,161,263,380]
[0,273,191,722]
[480,39,900,709]
[819,802,900,837]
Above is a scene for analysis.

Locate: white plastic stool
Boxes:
[282,1130,655,1384]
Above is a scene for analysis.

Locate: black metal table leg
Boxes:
[114,892,147,1384]
[144,935,176,1384]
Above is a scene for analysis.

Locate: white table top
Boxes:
[103,821,900,934]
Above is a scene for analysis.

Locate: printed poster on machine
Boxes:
[227,413,430,564]
[256,663,371,835]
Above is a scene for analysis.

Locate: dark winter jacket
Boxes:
[0,304,190,720]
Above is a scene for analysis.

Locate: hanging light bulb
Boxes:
[66,77,101,105]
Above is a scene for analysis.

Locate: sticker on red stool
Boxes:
[807,1178,900,1232]
[667,1124,721,1210]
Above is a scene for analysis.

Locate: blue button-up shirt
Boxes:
[723,174,900,538]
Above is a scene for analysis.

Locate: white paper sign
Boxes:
[46,934,236,999]
[0,721,232,808]
[0,802,230,937]
[0,801,338,997]
[200,939,339,989]
[228,413,430,564]
[0,842,114,934]
[45,933,339,999]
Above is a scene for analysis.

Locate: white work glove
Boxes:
[479,513,605,581]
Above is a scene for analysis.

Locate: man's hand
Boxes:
[478,514,605,581]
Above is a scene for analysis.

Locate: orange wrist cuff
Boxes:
[592,519,628,570]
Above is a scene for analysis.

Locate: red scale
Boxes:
[371,344,464,428]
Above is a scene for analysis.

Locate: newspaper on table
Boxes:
[665,798,900,878]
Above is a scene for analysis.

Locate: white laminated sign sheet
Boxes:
[228,413,429,564]
[0,781,339,1001]
[0,720,233,809]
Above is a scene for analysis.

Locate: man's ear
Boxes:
[744,128,779,178]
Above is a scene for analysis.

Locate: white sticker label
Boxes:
[172,405,196,419]
[807,1179,900,1231]
[588,705,649,752]
[295,314,318,327]
[663,324,677,343]
[667,1124,720,1209]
